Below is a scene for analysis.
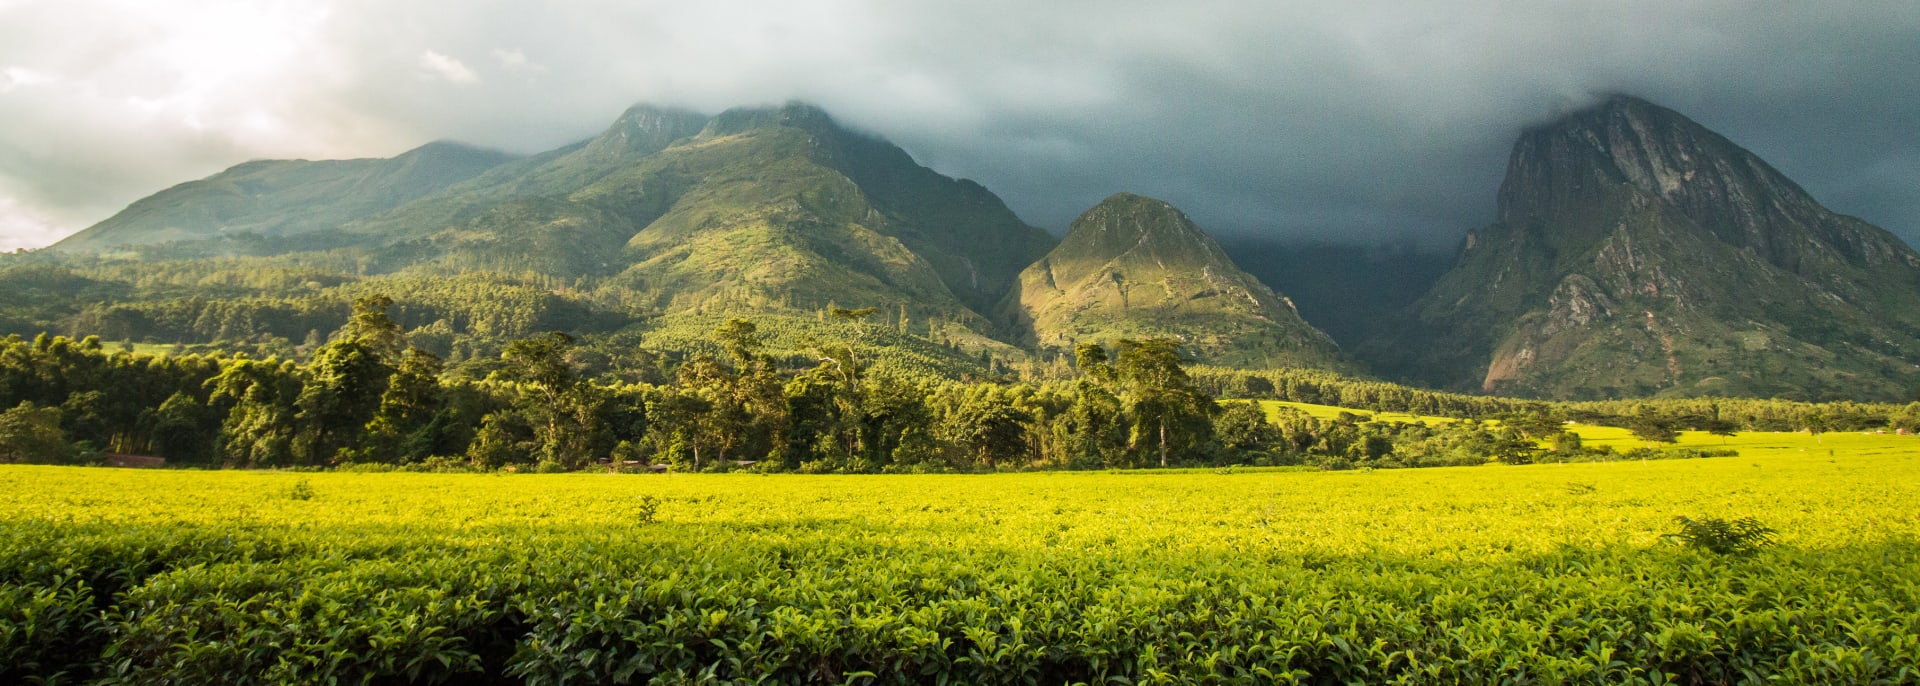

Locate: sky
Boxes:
[0,1,1916,252]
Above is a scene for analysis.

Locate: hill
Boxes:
[1001,193,1348,369]
[52,142,518,252]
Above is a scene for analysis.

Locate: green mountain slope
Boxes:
[25,102,1056,372]
[1001,193,1348,370]
[1375,95,1920,401]
[346,103,1053,334]
[53,142,518,252]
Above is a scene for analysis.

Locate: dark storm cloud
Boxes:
[0,0,1915,250]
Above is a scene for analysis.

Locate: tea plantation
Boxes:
[3,434,1917,683]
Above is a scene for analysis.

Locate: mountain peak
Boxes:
[1092,192,1176,213]
[1500,94,1907,271]
[581,104,707,159]
[1394,96,1920,400]
[394,140,517,167]
[1002,193,1346,369]
[1062,192,1221,270]
[703,101,843,138]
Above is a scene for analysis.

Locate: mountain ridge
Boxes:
[52,141,519,252]
[27,95,1920,400]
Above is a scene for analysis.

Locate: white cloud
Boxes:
[417,50,479,84]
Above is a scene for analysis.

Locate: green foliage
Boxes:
[0,402,69,464]
[1112,338,1217,467]
[1213,401,1282,463]
[9,303,1920,477]
[2,456,1917,683]
[1627,414,1680,444]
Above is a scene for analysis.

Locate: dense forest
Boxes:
[4,294,1915,472]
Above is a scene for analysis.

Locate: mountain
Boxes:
[338,102,1054,332]
[33,102,1059,370]
[52,142,519,252]
[1375,95,1920,401]
[1002,193,1348,369]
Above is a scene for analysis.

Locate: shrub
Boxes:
[1663,515,1775,555]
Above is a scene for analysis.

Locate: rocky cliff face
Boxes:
[1379,95,1920,400]
[1002,193,1348,370]
[1498,95,1920,279]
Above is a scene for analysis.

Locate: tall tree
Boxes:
[360,348,448,463]
[1112,338,1217,467]
[208,358,302,467]
[295,294,407,464]
[294,339,391,464]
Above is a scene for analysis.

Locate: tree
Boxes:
[147,391,212,463]
[1075,342,1115,386]
[676,353,750,467]
[501,332,602,468]
[941,388,1030,469]
[0,402,68,464]
[1056,380,1127,469]
[360,349,447,463]
[1501,408,1562,441]
[1214,401,1282,464]
[1550,430,1584,456]
[208,359,302,467]
[1627,415,1679,445]
[1698,418,1739,444]
[1804,413,1829,444]
[295,339,391,464]
[1892,402,1920,434]
[340,294,406,359]
[1112,338,1216,467]
[812,307,878,394]
[466,411,533,470]
[713,318,764,367]
[293,295,408,464]
[647,388,714,470]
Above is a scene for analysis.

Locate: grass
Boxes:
[1258,399,1473,425]
[122,342,182,356]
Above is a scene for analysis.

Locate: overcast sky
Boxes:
[1,0,1916,251]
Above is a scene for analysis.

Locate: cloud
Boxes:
[418,50,479,84]
[0,0,1915,251]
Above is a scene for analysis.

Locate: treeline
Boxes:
[6,294,1917,472]
[1193,366,1530,417]
[0,259,633,353]
[1193,366,1917,434]
[0,296,1559,472]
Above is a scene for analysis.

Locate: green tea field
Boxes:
[4,444,1918,683]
